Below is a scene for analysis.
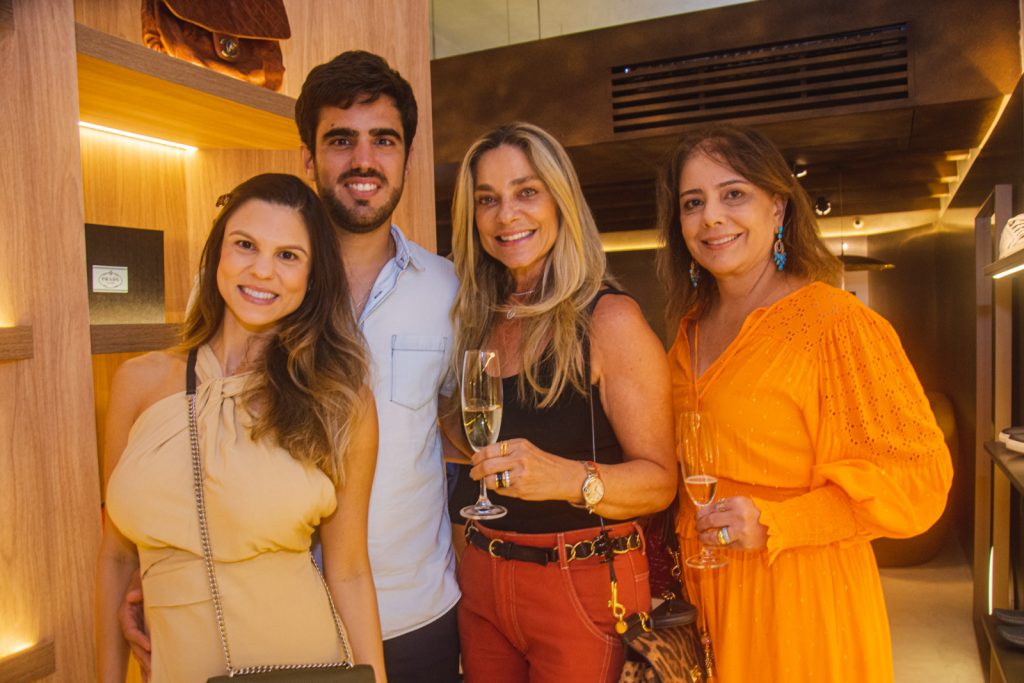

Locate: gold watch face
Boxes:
[583,475,605,506]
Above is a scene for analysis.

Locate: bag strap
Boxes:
[185,347,356,675]
[582,290,632,633]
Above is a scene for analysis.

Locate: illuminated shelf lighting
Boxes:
[0,641,33,659]
[991,262,1024,280]
[989,545,994,615]
[0,639,55,681]
[986,247,1024,279]
[78,121,197,152]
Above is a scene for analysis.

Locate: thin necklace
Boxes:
[505,288,536,319]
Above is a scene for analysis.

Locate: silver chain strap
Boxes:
[187,379,355,676]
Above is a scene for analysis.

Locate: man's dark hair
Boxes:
[295,50,418,158]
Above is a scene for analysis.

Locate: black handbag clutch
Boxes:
[207,665,375,682]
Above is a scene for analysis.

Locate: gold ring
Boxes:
[500,470,511,488]
[500,440,509,457]
[715,499,727,513]
[717,527,732,546]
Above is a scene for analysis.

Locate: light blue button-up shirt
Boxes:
[359,225,460,639]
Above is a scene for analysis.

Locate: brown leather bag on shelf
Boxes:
[141,0,290,91]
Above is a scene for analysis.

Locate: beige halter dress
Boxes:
[106,345,344,682]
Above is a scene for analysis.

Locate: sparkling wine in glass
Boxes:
[459,350,507,520]
[679,411,727,569]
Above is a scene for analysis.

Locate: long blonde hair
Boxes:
[181,174,368,486]
[451,122,609,406]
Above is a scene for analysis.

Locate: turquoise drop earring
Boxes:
[689,259,700,287]
[773,225,787,271]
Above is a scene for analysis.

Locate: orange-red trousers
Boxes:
[458,521,651,683]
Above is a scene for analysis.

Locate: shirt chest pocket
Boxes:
[390,335,448,411]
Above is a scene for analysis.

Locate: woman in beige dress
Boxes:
[95,174,385,682]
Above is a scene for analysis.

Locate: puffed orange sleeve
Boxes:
[752,304,953,564]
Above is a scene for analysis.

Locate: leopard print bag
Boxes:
[617,506,709,683]
[618,598,706,683]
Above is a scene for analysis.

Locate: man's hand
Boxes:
[117,569,151,681]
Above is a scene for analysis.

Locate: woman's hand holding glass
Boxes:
[679,411,727,569]
[459,350,507,520]
[694,495,769,551]
[469,437,584,502]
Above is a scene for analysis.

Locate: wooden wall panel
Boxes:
[0,0,101,679]
[73,0,135,42]
[80,128,191,321]
[91,352,139,495]
[184,149,306,286]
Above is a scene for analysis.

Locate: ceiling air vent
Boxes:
[611,23,909,134]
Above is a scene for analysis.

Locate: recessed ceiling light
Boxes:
[814,197,832,216]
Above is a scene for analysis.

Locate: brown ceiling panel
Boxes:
[432,0,1017,162]
[432,0,1020,238]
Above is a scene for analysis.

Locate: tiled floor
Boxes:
[880,536,983,682]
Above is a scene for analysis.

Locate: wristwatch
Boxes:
[579,461,605,513]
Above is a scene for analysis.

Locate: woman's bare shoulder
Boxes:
[111,349,189,421]
[591,292,666,375]
[591,292,651,339]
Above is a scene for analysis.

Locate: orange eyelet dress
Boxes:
[668,282,952,683]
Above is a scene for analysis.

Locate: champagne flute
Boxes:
[459,349,507,520]
[679,411,727,569]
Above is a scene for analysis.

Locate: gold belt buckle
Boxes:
[488,538,503,558]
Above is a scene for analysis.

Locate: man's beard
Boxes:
[318,171,404,235]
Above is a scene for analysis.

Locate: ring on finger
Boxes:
[715,499,728,513]
[717,526,732,546]
[500,440,509,457]
[495,469,511,489]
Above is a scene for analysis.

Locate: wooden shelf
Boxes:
[90,323,179,355]
[984,249,1024,279]
[0,640,55,683]
[983,615,1024,683]
[985,441,1024,496]
[75,23,298,150]
[0,326,32,361]
[0,0,12,36]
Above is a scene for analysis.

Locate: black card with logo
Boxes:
[85,224,165,324]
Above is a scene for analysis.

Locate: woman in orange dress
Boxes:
[656,125,952,682]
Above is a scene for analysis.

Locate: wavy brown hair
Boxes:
[656,124,841,323]
[451,122,609,407]
[181,173,367,485]
[295,50,417,158]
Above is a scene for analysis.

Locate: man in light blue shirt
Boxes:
[296,51,460,682]
[119,50,460,683]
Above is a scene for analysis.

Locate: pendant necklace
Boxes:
[505,288,536,320]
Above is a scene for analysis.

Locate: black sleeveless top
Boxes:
[448,289,627,533]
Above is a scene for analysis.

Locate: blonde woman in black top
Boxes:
[447,122,676,683]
